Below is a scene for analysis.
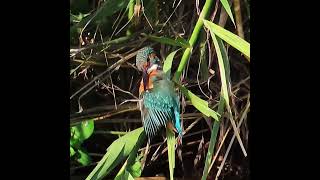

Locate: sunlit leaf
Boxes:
[115,170,135,180]
[202,29,231,180]
[86,127,145,180]
[70,146,76,157]
[176,84,220,121]
[166,127,175,180]
[127,158,142,178]
[219,0,235,25]
[70,134,82,149]
[163,49,181,77]
[71,120,94,142]
[77,148,92,166]
[87,142,125,180]
[203,20,250,59]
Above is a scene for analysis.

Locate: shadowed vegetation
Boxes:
[70,0,250,179]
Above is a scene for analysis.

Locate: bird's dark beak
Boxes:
[142,68,148,91]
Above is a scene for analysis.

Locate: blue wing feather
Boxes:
[141,79,182,139]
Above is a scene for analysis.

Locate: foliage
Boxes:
[70,120,94,166]
[70,0,250,179]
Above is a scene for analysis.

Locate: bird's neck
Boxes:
[139,68,163,95]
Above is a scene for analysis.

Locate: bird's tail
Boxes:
[174,107,183,147]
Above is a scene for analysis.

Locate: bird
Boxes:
[136,46,183,145]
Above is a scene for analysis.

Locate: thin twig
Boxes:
[215,95,250,179]
[70,51,138,100]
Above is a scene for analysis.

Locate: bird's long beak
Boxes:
[142,68,148,91]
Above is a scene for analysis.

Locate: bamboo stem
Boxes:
[173,0,215,82]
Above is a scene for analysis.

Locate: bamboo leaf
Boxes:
[202,30,234,180]
[115,170,135,180]
[163,49,181,77]
[142,34,190,48]
[87,142,125,180]
[71,120,94,142]
[77,148,92,166]
[70,146,76,157]
[201,27,231,180]
[115,138,144,179]
[127,157,142,178]
[70,133,82,149]
[201,97,225,180]
[219,0,235,25]
[176,84,220,121]
[166,127,176,180]
[86,127,145,180]
[203,20,250,59]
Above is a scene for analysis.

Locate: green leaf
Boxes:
[202,29,231,180]
[163,49,181,77]
[115,170,135,180]
[201,102,224,180]
[210,33,230,105]
[86,127,145,180]
[87,142,125,180]
[71,120,94,142]
[116,154,142,180]
[77,148,92,166]
[70,135,82,149]
[166,127,175,180]
[70,146,76,157]
[219,0,235,25]
[127,158,142,178]
[176,84,220,121]
[115,141,144,179]
[142,34,190,48]
[203,20,250,59]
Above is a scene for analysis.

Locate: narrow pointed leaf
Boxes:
[176,84,220,121]
[77,148,92,166]
[166,127,175,180]
[86,127,145,180]
[203,20,250,59]
[71,119,94,142]
[127,158,142,178]
[202,31,245,180]
[201,97,225,180]
[86,142,125,180]
[202,28,231,180]
[142,34,190,48]
[163,49,181,77]
[70,146,76,157]
[219,0,235,25]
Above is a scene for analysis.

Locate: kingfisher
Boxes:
[136,47,183,145]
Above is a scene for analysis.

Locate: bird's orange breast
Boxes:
[139,69,158,95]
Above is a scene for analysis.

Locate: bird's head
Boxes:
[136,47,162,94]
[136,46,161,72]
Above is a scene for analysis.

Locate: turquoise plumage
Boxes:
[136,47,183,143]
